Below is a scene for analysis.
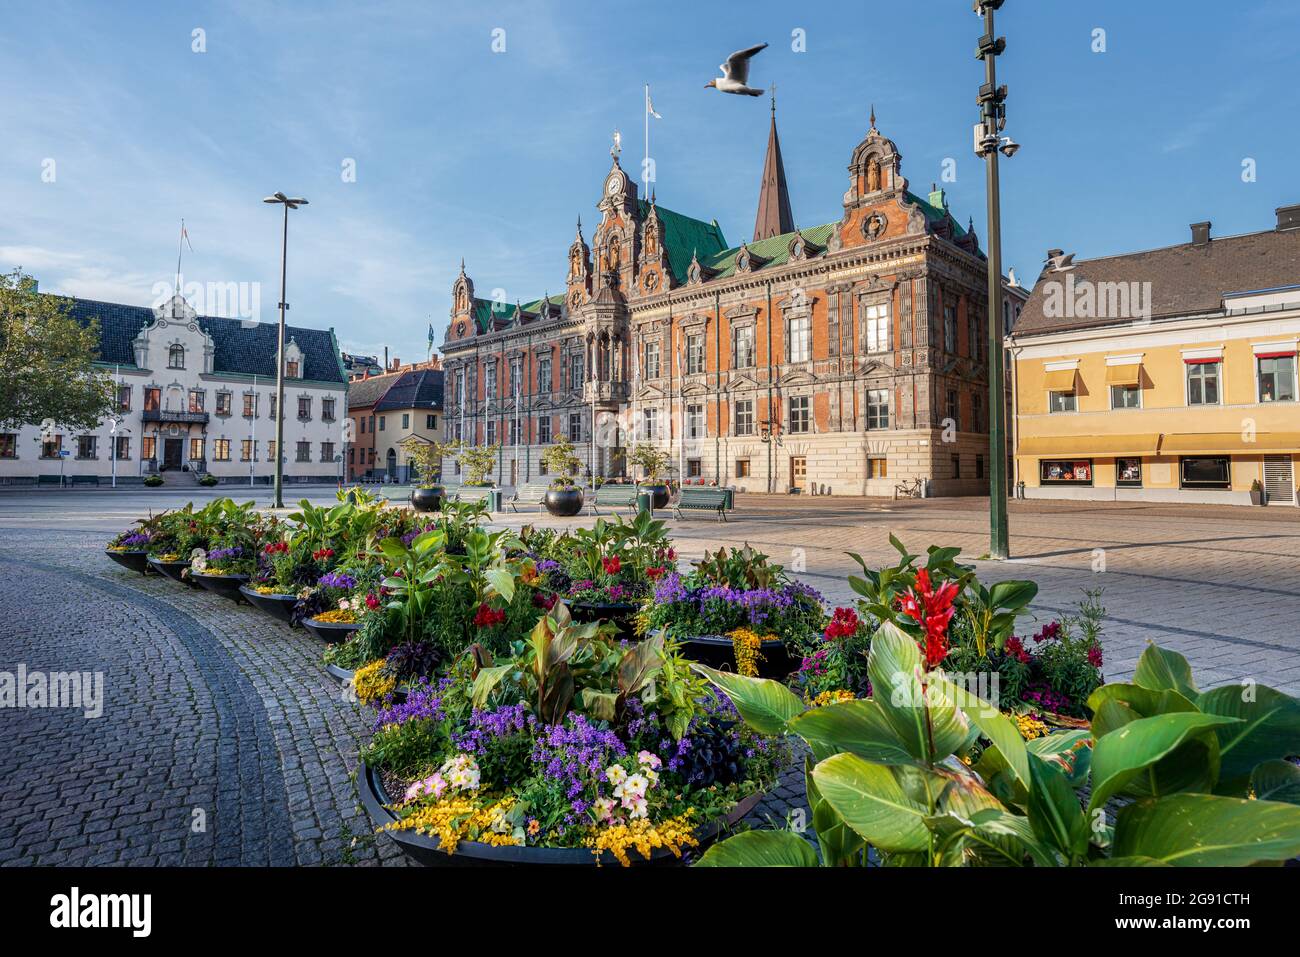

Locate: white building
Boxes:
[0,294,349,486]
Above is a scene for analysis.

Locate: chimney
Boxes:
[1190,221,1211,245]
[1277,204,1300,231]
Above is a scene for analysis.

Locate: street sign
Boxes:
[58,449,71,457]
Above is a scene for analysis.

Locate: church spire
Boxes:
[752,94,795,242]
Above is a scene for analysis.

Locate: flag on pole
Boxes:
[181,220,193,252]
[427,322,436,350]
[646,87,662,120]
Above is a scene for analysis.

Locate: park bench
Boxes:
[69,475,100,487]
[452,486,500,510]
[508,482,552,512]
[673,486,732,522]
[589,484,639,514]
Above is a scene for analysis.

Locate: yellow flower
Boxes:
[315,608,359,624]
[386,794,522,854]
[353,659,396,705]
[727,627,773,677]
[1008,711,1050,741]
[810,689,856,708]
[585,812,699,867]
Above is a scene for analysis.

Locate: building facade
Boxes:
[345,362,444,483]
[0,293,349,486]
[440,109,1022,495]
[1010,206,1300,506]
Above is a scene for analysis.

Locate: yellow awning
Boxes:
[1043,368,1077,391]
[1018,434,1160,457]
[1158,432,1300,455]
[1105,363,1141,386]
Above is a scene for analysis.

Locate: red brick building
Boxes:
[440,108,1024,494]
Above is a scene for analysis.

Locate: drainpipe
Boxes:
[766,278,774,494]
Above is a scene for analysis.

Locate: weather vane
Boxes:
[610,129,622,160]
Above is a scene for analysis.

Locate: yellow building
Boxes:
[1009,207,1300,506]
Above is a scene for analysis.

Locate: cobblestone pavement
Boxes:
[1,489,1297,865]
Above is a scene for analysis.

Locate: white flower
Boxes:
[439,754,481,791]
[637,750,662,771]
[624,795,648,819]
[616,773,649,801]
[605,764,627,786]
[643,768,659,788]
[338,598,351,610]
[593,797,617,823]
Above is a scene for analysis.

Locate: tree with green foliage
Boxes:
[540,433,581,487]
[629,442,670,483]
[399,435,451,488]
[452,440,501,486]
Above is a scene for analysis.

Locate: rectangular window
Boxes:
[787,316,811,363]
[943,304,957,353]
[788,395,810,434]
[972,393,983,432]
[687,334,704,374]
[828,296,840,358]
[538,416,552,444]
[485,363,497,398]
[243,393,256,417]
[486,420,497,445]
[687,458,702,478]
[402,413,410,430]
[169,345,185,369]
[641,408,659,440]
[115,436,130,460]
[643,342,660,379]
[1116,457,1142,487]
[687,404,704,439]
[298,397,312,419]
[213,439,231,461]
[569,413,582,442]
[322,398,336,421]
[968,310,981,362]
[734,399,754,436]
[570,353,584,389]
[426,414,436,429]
[117,385,131,411]
[285,360,300,378]
[1049,391,1077,413]
[241,439,255,462]
[1180,455,1230,489]
[735,458,751,478]
[215,392,232,416]
[188,390,204,413]
[1258,353,1296,402]
[863,303,890,353]
[321,441,334,462]
[269,396,278,419]
[975,454,984,479]
[145,388,160,412]
[867,457,888,479]
[0,434,16,458]
[867,389,890,429]
[295,441,311,462]
[378,416,385,431]
[77,435,97,459]
[951,454,961,479]
[268,440,277,462]
[538,356,552,392]
[1110,384,1141,409]
[1186,359,1221,405]
[1040,459,1093,485]
[142,436,156,460]
[189,437,204,461]
[41,434,63,458]
[508,420,520,445]
[946,389,959,424]
[733,326,755,368]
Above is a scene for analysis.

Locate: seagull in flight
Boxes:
[705,43,768,96]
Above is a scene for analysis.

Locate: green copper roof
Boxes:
[638,200,728,285]
[703,221,838,278]
[472,294,563,332]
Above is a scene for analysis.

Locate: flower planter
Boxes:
[410,486,444,513]
[638,483,670,510]
[302,617,362,644]
[544,486,584,517]
[192,572,250,603]
[679,634,796,681]
[324,663,354,686]
[358,760,761,867]
[147,556,199,587]
[105,549,151,575]
[239,586,301,625]
[564,599,640,642]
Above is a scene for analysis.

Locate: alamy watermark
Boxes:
[0,665,103,718]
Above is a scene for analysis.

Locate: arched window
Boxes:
[168,344,185,369]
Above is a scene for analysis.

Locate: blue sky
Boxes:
[2,0,1296,362]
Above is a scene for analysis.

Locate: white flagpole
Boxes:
[644,84,649,195]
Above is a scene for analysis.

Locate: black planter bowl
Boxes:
[239,586,301,625]
[192,572,251,602]
[324,663,354,686]
[302,617,362,644]
[564,599,640,642]
[147,556,199,587]
[544,486,584,517]
[639,483,670,510]
[410,486,444,513]
[679,634,796,681]
[105,549,151,575]
[359,760,761,867]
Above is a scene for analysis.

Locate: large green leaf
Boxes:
[1195,685,1300,792]
[786,698,914,765]
[988,579,1038,610]
[484,567,515,603]
[1112,794,1300,866]
[1088,712,1241,813]
[805,756,862,866]
[868,623,969,762]
[812,753,931,854]
[1088,683,1198,735]
[1027,730,1093,789]
[692,664,805,735]
[1132,644,1198,699]
[694,830,819,867]
[931,674,1029,787]
[1251,760,1300,805]
[1028,753,1089,860]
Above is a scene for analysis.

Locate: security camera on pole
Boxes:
[973,0,1017,560]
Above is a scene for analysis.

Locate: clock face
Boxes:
[606,174,622,196]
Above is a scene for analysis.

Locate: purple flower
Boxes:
[318,571,356,591]
[372,677,450,730]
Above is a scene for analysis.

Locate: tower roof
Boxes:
[753,105,795,242]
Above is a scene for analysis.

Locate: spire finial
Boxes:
[770,82,776,114]
[869,104,877,131]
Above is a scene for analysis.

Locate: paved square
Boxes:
[1,487,1296,866]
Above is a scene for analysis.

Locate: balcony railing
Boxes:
[142,409,209,425]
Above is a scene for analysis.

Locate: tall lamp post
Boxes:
[973,0,1019,559]
[262,191,308,508]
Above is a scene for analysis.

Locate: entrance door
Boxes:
[790,456,807,492]
[163,438,182,471]
[386,447,397,481]
[1263,455,1295,505]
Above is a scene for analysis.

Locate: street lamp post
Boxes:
[262,191,308,509]
[760,420,782,494]
[974,0,1018,559]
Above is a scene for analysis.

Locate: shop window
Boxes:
[1180,456,1230,490]
[1040,459,1093,485]
[1116,457,1142,487]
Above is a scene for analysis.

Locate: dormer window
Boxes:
[286,360,300,378]
[168,344,185,369]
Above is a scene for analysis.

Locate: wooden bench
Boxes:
[509,482,552,512]
[589,484,639,514]
[68,475,100,487]
[452,486,500,510]
[674,486,732,522]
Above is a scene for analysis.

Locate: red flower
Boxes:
[900,567,960,669]
[313,547,335,561]
[601,555,621,575]
[646,565,665,580]
[473,602,507,628]
[823,606,860,641]
[1004,635,1031,664]
[1087,645,1104,668]
[1033,621,1061,643]
[364,592,380,610]
[263,541,289,554]
[533,591,558,610]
